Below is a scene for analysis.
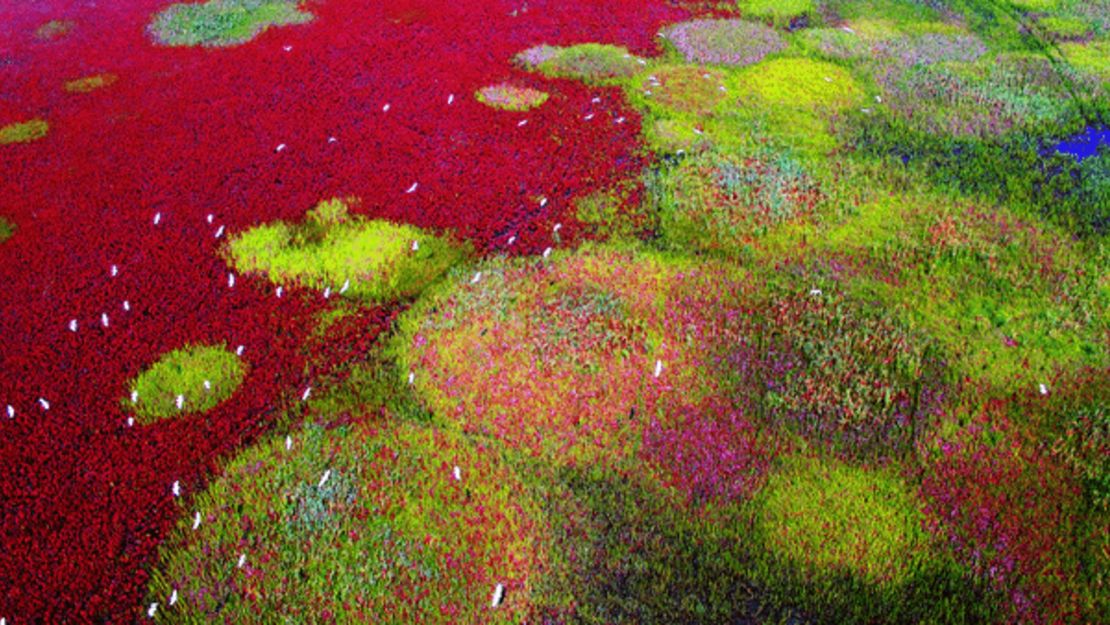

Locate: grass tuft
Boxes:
[148,0,313,47]
[0,119,49,145]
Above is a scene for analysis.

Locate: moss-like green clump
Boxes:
[0,119,49,145]
[0,217,15,243]
[148,0,313,47]
[35,20,75,40]
[125,344,246,423]
[475,84,549,111]
[515,43,644,84]
[227,197,468,303]
[147,420,546,622]
[738,0,817,26]
[754,455,929,585]
[63,73,118,93]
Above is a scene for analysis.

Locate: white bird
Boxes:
[875,95,883,103]
[507,236,516,245]
[809,288,822,296]
[824,76,832,83]
[408,371,415,385]
[172,481,181,497]
[692,128,704,135]
[328,136,337,143]
[276,143,287,153]
[6,405,13,419]
[644,90,652,96]
[237,553,247,568]
[285,435,293,450]
[127,417,134,427]
[323,287,331,299]
[276,286,284,298]
[539,197,548,208]
[653,360,663,378]
[192,511,201,530]
[203,380,211,390]
[39,398,49,411]
[583,113,595,121]
[153,212,162,225]
[148,602,158,618]
[175,395,184,410]
[470,271,482,284]
[406,182,418,194]
[206,214,214,224]
[636,58,647,65]
[552,223,561,232]
[411,240,419,251]
[169,589,178,606]
[453,465,461,481]
[228,273,235,288]
[448,94,455,105]
[718,85,726,93]
[383,103,391,112]
[517,119,528,127]
[542,247,552,259]
[69,319,78,332]
[123,300,131,312]
[110,264,118,277]
[615,117,625,124]
[339,279,350,294]
[591,97,601,103]
[491,583,505,608]
[318,469,331,487]
[101,313,109,328]
[236,345,245,356]
[302,387,312,401]
[1039,383,1048,396]
[283,45,292,52]
[214,225,225,239]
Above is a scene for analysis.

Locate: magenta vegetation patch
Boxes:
[1,0,1108,623]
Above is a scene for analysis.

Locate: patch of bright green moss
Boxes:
[0,119,49,145]
[227,197,469,303]
[0,217,14,243]
[125,344,246,423]
[475,83,549,111]
[754,455,931,585]
[63,73,118,93]
[738,0,816,26]
[1039,15,1092,40]
[516,43,644,84]
[147,420,546,622]
[148,0,313,47]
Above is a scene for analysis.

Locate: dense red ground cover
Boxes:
[0,1,695,619]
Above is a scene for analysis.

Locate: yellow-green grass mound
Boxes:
[148,0,313,47]
[475,84,549,111]
[393,244,737,467]
[0,119,49,145]
[64,73,118,93]
[0,217,14,244]
[124,344,246,423]
[226,197,469,303]
[34,20,75,41]
[514,43,645,84]
[738,0,817,27]
[146,420,547,622]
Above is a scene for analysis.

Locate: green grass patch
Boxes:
[474,84,549,111]
[63,73,118,93]
[124,344,246,423]
[0,119,49,145]
[0,217,14,243]
[515,43,644,84]
[148,0,313,47]
[147,419,547,622]
[226,197,470,303]
[738,0,817,26]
